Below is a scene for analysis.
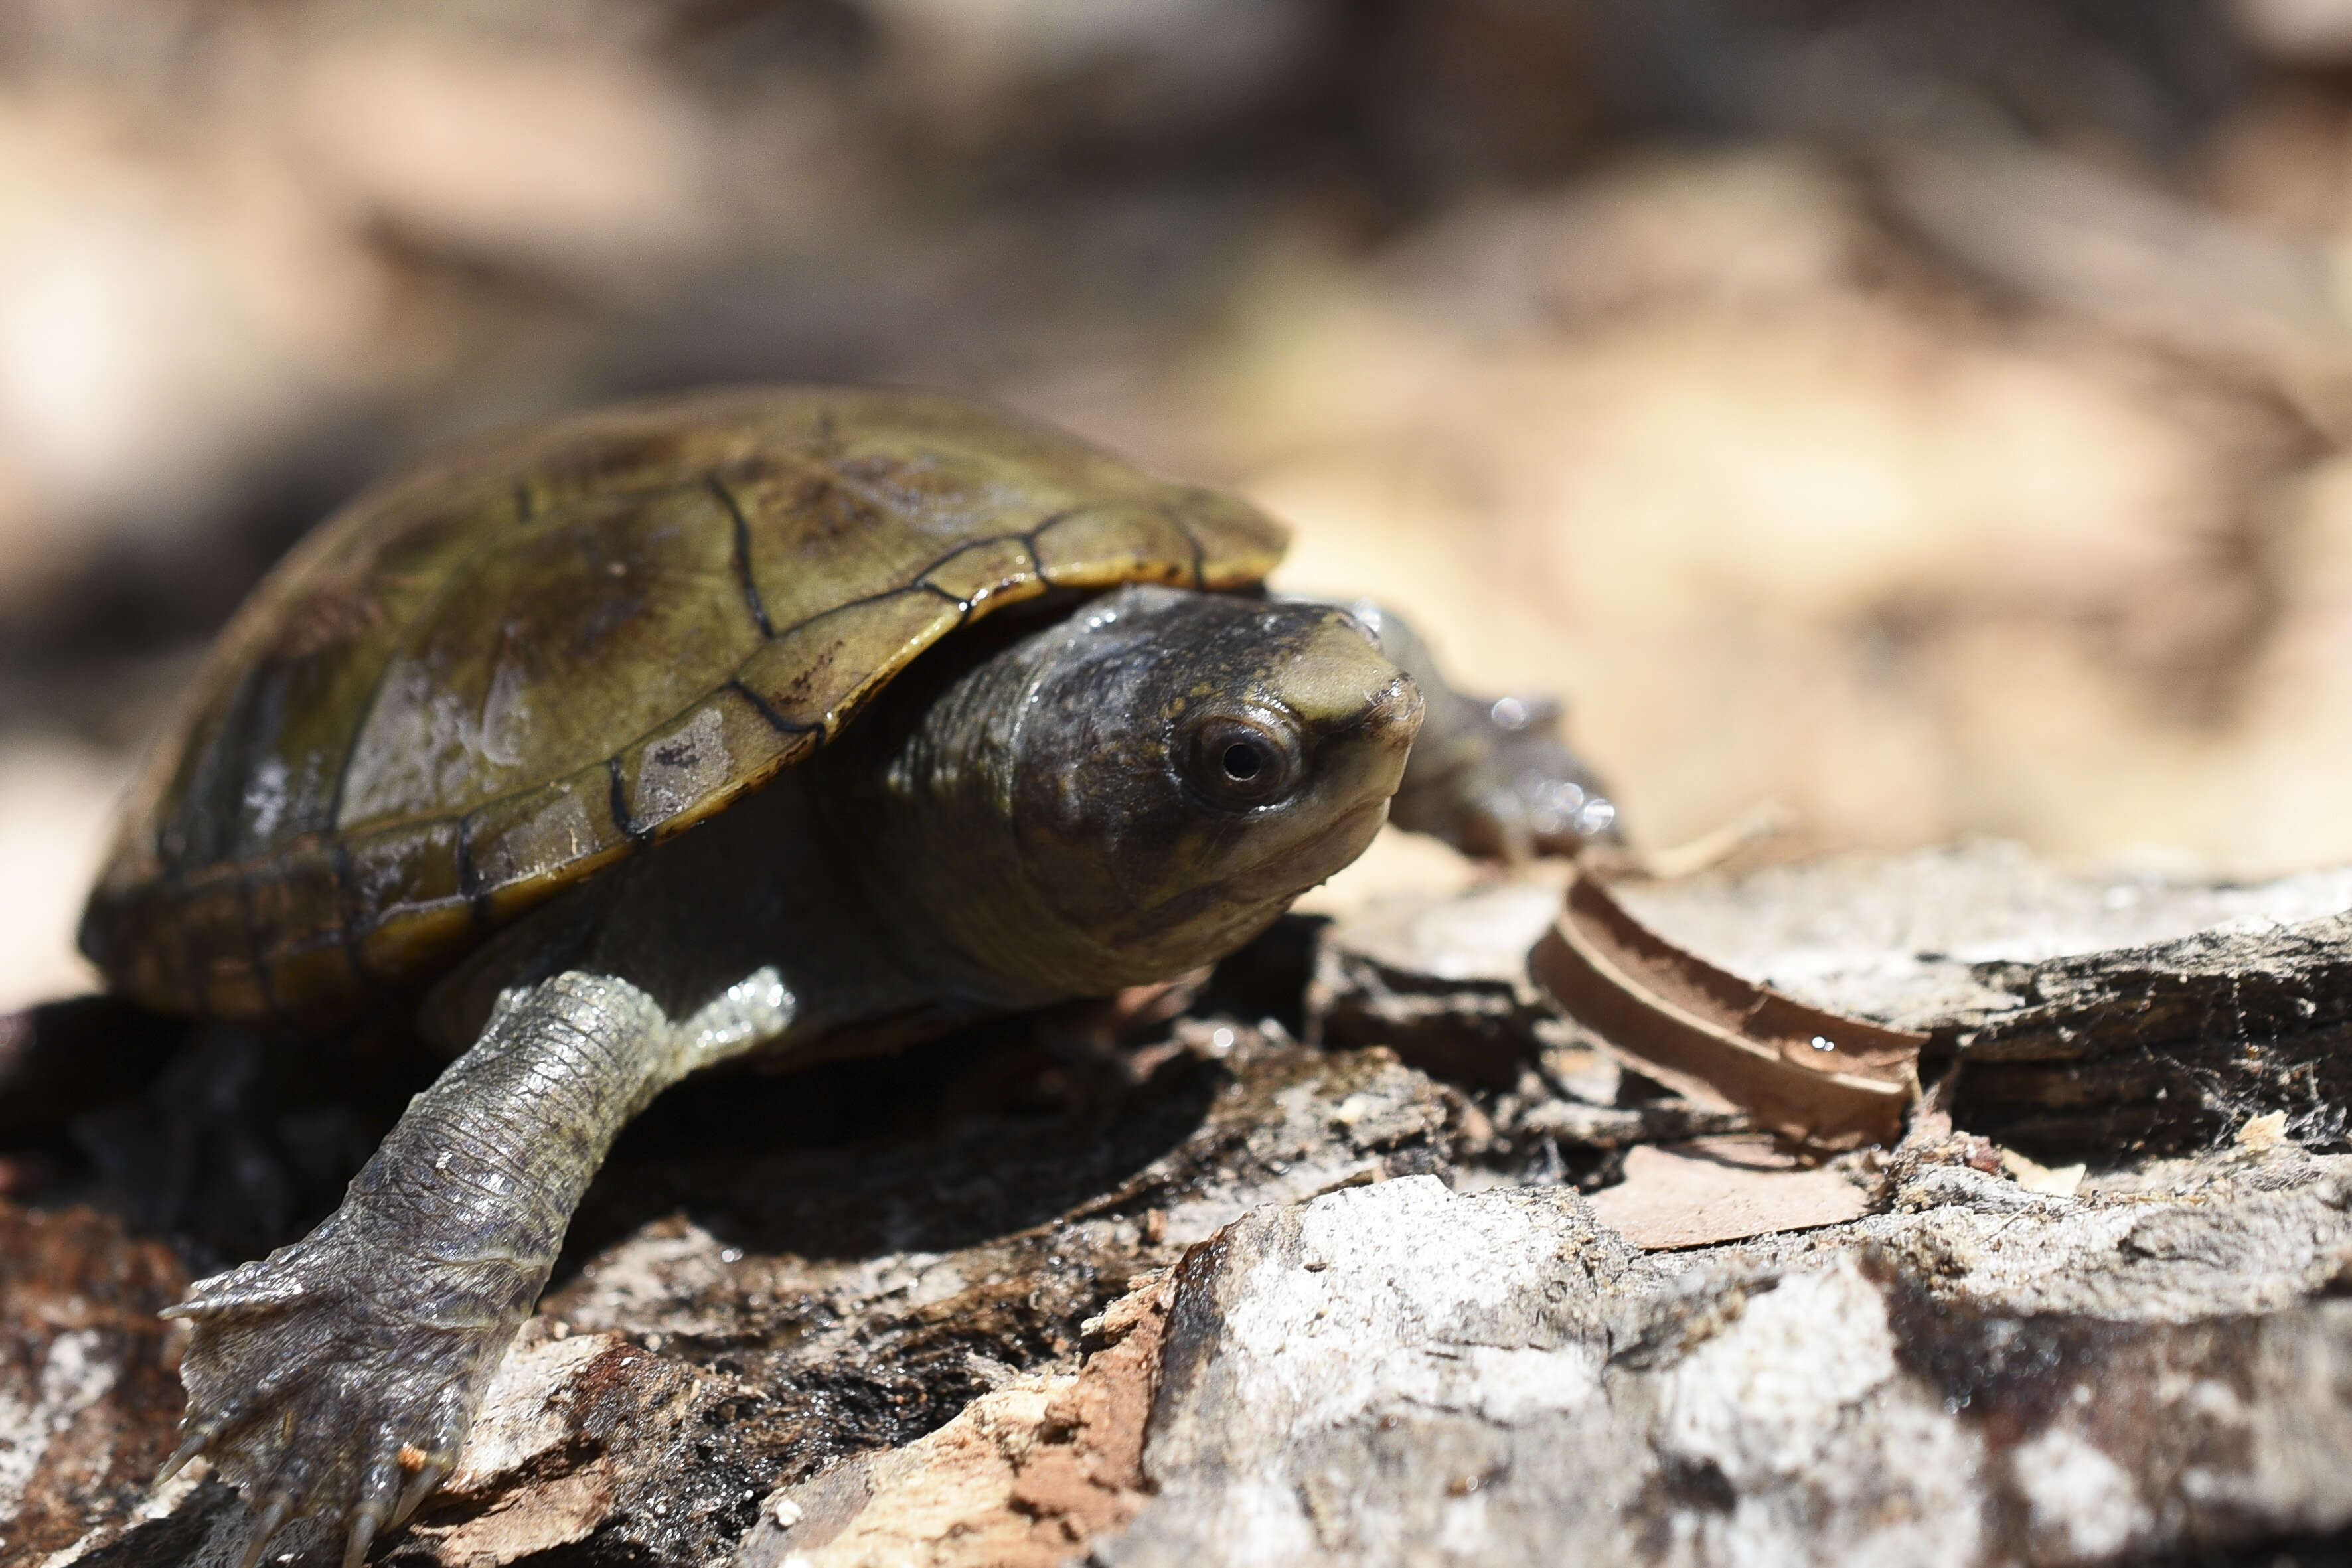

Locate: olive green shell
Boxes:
[82,387,1287,1023]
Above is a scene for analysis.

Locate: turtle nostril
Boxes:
[1369,674,1425,742]
[1223,742,1263,781]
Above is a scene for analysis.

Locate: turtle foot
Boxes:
[161,1234,533,1568]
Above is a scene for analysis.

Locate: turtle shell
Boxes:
[82,388,1287,1024]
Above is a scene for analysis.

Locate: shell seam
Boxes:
[607,756,653,846]
[726,679,821,740]
[455,813,493,927]
[707,474,777,638]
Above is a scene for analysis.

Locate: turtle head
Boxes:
[857,584,1422,1001]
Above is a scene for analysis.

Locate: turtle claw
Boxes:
[154,1429,208,1486]
[160,1269,306,1322]
[342,1509,379,1568]
[392,1458,451,1531]
[234,1494,292,1568]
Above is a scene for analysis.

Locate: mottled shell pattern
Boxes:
[82,388,1287,1024]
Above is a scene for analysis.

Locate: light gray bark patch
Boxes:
[1105,1178,1662,1567]
[1097,1171,2352,1568]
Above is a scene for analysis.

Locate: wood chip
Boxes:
[1997,1146,2086,1197]
[1583,1136,1871,1248]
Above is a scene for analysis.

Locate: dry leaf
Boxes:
[1529,870,1919,1148]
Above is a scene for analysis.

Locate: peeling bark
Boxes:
[0,1206,187,1564]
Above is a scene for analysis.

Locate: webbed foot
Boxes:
[159,1226,541,1568]
[1338,599,1620,861]
[1393,697,1621,861]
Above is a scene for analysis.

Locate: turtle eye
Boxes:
[1184,713,1299,808]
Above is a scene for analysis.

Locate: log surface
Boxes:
[14,842,2352,1567]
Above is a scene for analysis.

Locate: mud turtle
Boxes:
[80,386,1614,1566]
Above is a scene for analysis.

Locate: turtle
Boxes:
[78,386,1616,1567]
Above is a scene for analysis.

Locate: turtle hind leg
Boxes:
[77,1019,418,1269]
[155,970,683,1563]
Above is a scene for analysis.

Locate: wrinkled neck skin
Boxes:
[826,586,1418,1009]
[817,621,1075,1008]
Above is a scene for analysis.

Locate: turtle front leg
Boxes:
[159,971,688,1568]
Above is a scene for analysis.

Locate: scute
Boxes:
[336,482,757,826]
[80,387,1287,1022]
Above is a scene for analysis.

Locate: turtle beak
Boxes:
[1289,613,1425,773]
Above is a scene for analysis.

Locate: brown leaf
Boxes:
[1529,869,1918,1148]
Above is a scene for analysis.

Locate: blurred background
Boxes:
[7,0,2352,1008]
